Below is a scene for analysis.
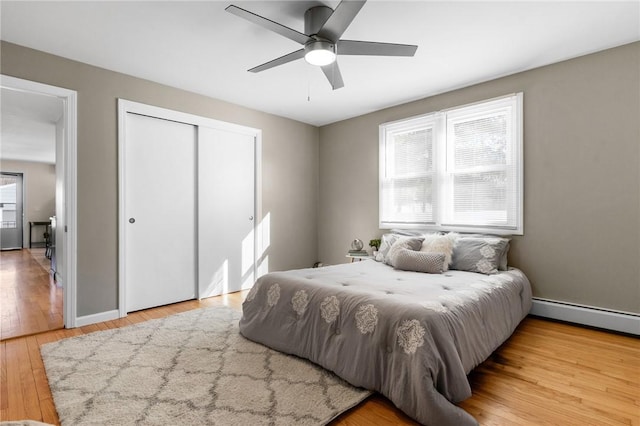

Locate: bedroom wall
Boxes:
[1,41,320,317]
[0,159,56,248]
[318,42,640,315]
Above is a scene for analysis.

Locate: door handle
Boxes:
[249,216,254,221]
[129,218,136,224]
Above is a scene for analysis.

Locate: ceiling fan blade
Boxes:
[338,40,418,56]
[248,49,305,73]
[317,0,366,42]
[321,62,345,90]
[226,5,312,46]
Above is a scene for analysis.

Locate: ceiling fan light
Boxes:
[304,41,336,66]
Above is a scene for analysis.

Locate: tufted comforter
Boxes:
[239,260,532,425]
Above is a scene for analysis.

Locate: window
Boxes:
[379,93,523,235]
[0,176,18,229]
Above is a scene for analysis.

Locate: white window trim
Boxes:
[379,93,523,236]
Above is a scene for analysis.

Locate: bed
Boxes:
[239,237,532,426]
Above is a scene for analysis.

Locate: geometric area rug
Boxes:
[40,306,372,425]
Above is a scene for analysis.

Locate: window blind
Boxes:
[379,93,523,234]
[380,118,435,225]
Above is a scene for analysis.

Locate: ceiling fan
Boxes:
[225,0,418,90]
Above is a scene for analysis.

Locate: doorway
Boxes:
[0,172,24,250]
[0,75,77,338]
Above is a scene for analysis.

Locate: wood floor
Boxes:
[1,291,638,425]
[0,249,63,340]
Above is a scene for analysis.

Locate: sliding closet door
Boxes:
[124,113,196,312]
[198,126,255,298]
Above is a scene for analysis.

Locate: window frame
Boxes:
[379,114,439,226]
[379,93,523,235]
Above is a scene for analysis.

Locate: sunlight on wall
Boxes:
[254,212,270,280]
[242,212,270,276]
[256,255,269,279]
[202,258,228,298]
[256,212,270,262]
[241,270,255,290]
[241,229,254,276]
[203,212,271,296]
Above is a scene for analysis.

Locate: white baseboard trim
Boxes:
[530,298,640,336]
[75,309,120,328]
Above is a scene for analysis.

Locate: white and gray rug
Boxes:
[41,306,371,425]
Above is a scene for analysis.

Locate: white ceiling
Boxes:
[1,1,638,126]
[1,88,62,164]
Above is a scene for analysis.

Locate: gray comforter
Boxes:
[239,260,532,425]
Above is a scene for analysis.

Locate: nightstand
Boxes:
[345,254,374,263]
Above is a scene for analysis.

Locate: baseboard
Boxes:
[530,298,640,336]
[75,309,120,327]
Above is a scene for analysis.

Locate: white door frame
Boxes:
[117,99,262,318]
[1,74,78,328]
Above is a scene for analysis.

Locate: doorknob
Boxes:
[129,218,136,224]
[249,216,254,221]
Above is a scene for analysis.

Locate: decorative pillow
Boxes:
[375,233,400,262]
[393,249,445,274]
[499,241,510,271]
[450,237,509,274]
[458,234,511,271]
[385,237,424,267]
[419,233,458,270]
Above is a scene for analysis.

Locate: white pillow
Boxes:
[375,233,400,262]
[420,233,458,270]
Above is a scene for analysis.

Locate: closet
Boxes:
[118,100,259,314]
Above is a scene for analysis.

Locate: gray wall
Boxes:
[0,159,56,247]
[319,42,639,314]
[1,42,319,317]
[3,41,638,317]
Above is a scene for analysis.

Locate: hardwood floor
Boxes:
[0,249,63,340]
[1,291,638,425]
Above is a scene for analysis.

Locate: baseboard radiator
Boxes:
[530,298,640,336]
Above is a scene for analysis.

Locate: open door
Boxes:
[0,172,23,250]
